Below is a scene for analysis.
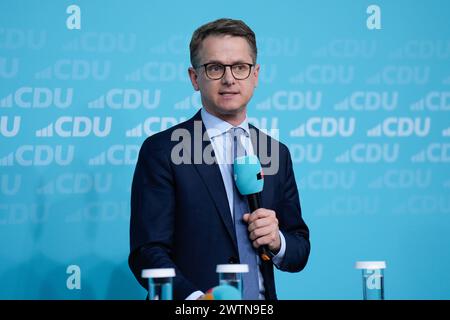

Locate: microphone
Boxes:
[233,154,271,262]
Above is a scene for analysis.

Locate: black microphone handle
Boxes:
[247,193,272,262]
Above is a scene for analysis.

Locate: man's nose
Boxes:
[221,66,235,85]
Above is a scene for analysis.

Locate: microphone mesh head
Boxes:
[233,155,264,195]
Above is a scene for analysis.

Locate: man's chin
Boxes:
[216,104,246,115]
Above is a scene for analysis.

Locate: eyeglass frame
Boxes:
[194,62,255,80]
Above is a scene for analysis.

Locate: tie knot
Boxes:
[231,126,245,138]
[231,127,247,160]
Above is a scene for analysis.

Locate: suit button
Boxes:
[228,256,238,264]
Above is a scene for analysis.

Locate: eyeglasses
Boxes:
[196,63,254,80]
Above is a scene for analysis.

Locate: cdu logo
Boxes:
[290,117,355,138]
[35,60,110,80]
[36,173,112,195]
[314,40,377,58]
[393,195,450,215]
[290,65,354,85]
[88,89,160,109]
[367,66,430,85]
[336,144,400,164]
[66,201,129,223]
[88,145,140,166]
[334,91,398,111]
[300,170,356,190]
[35,116,112,138]
[0,145,75,166]
[367,117,431,137]
[256,91,322,111]
[0,87,73,109]
[369,169,432,189]
[315,195,379,216]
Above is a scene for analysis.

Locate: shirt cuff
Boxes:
[271,231,286,267]
[185,290,204,300]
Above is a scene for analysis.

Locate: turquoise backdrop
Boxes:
[1,0,449,299]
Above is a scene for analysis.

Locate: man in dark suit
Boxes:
[129,18,310,300]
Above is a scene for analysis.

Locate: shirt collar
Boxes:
[201,107,250,139]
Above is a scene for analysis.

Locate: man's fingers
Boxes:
[246,209,275,223]
[249,225,273,241]
[247,217,274,233]
[252,234,277,248]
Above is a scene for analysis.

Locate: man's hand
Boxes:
[243,208,280,254]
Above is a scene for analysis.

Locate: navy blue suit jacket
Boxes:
[129,110,310,300]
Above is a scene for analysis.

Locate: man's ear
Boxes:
[188,67,200,91]
[253,64,260,88]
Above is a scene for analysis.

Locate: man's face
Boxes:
[188,35,260,122]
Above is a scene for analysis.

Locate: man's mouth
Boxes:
[219,91,239,96]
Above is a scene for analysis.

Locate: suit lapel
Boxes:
[186,114,276,253]
[249,124,273,209]
[188,111,238,250]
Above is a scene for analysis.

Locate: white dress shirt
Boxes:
[186,108,286,300]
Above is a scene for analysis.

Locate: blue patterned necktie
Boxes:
[230,127,260,300]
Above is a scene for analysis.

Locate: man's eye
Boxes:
[209,65,222,72]
[234,64,248,72]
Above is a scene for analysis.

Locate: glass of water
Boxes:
[141,268,175,300]
[216,264,248,299]
[355,261,386,300]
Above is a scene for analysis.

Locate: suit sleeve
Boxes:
[275,145,311,272]
[128,138,198,299]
